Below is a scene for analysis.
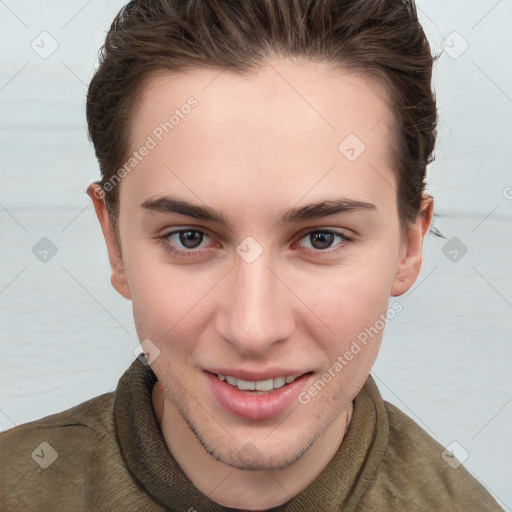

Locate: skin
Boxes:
[88,57,433,510]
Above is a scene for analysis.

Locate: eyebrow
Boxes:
[140,196,377,227]
[283,199,377,223]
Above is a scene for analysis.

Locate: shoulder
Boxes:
[359,401,503,511]
[0,392,134,511]
[0,392,115,457]
[0,391,115,454]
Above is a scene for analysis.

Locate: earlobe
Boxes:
[391,196,434,297]
[86,183,132,300]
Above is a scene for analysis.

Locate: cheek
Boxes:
[301,250,398,353]
[131,275,199,334]
[300,273,389,400]
[126,250,218,349]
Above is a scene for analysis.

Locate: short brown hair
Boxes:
[86,0,437,231]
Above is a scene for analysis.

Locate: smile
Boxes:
[216,373,301,392]
[206,371,313,420]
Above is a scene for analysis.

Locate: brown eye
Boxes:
[297,229,350,252]
[179,230,204,249]
[163,229,210,252]
[309,232,335,249]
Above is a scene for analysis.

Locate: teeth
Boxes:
[255,379,273,391]
[226,375,237,386]
[237,379,255,391]
[273,376,285,388]
[217,373,301,391]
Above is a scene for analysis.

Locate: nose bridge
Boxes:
[218,253,292,353]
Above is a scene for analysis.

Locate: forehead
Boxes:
[122,58,397,218]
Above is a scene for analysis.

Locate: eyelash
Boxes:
[157,228,353,258]
[157,229,213,258]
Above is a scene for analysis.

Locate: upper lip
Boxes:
[205,368,310,381]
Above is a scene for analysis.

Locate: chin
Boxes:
[224,444,307,471]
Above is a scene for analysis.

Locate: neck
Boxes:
[152,382,353,510]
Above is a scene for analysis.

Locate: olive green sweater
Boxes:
[0,358,503,511]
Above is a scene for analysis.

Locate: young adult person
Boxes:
[0,0,503,510]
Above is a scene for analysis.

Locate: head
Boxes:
[86,0,436,470]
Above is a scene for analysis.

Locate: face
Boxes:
[90,58,431,471]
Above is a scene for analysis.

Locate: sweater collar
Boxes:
[114,358,388,511]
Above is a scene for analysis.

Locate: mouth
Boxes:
[205,370,314,420]
[212,372,305,394]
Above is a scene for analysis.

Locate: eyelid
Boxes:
[295,226,353,239]
[159,225,210,236]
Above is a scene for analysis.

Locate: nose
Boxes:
[215,252,295,355]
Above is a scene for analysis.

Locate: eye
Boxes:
[171,229,207,249]
[297,229,351,252]
[159,228,211,255]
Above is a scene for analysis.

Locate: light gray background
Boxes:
[1,0,511,509]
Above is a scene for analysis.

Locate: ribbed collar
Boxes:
[114,358,389,511]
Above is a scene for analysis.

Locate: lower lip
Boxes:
[206,371,312,421]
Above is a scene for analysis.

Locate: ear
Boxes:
[87,182,131,300]
[391,195,434,297]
